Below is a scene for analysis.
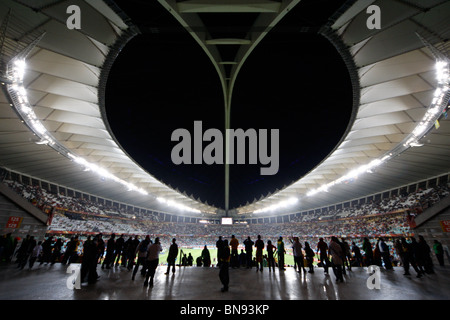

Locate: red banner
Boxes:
[6,216,23,229]
[439,220,450,232]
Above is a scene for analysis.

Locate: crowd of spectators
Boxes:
[2,178,449,261]
[44,210,411,245]
[1,175,448,298]
[292,185,449,223]
[4,179,159,222]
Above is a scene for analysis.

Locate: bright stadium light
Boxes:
[7,57,152,199]
[403,59,449,148]
[156,197,167,203]
[307,155,390,198]
[254,196,298,214]
[7,59,57,148]
[156,196,200,213]
[13,59,26,79]
[436,60,448,83]
[308,59,449,199]
[4,39,209,216]
[66,153,148,196]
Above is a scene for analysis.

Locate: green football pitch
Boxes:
[158,248,298,267]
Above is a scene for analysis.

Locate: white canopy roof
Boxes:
[237,0,450,215]
[0,0,216,215]
[0,0,449,217]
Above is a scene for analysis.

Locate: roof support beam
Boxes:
[177,0,282,13]
[160,0,301,215]
[205,38,252,45]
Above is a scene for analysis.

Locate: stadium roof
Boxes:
[0,0,449,218]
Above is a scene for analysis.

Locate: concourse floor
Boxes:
[0,262,449,301]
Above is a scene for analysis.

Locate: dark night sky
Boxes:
[105,0,353,210]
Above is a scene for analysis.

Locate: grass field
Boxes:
[158,248,297,267]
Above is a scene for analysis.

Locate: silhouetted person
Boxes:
[239,249,246,267]
[304,241,315,273]
[121,236,132,267]
[165,238,178,274]
[51,238,63,264]
[341,238,352,271]
[97,234,105,264]
[202,245,211,267]
[351,241,363,267]
[16,235,31,267]
[40,236,53,265]
[196,256,202,267]
[418,235,434,274]
[317,237,329,274]
[219,239,230,292]
[362,237,373,266]
[102,233,115,269]
[28,241,42,269]
[277,237,286,271]
[216,236,224,268]
[410,237,424,273]
[144,237,162,288]
[127,236,140,270]
[433,240,444,266]
[255,235,264,272]
[400,237,422,278]
[337,238,348,275]
[329,236,344,283]
[229,235,239,268]
[61,237,75,265]
[292,237,306,273]
[1,233,15,263]
[378,238,393,270]
[80,235,100,284]
[70,236,80,264]
[132,235,150,280]
[243,236,254,269]
[266,240,277,272]
[113,234,125,267]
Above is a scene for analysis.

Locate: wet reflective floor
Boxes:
[0,263,449,300]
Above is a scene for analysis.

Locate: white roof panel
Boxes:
[0,0,449,217]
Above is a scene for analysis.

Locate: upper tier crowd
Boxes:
[4,179,159,222]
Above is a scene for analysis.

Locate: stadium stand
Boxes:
[2,169,449,267]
